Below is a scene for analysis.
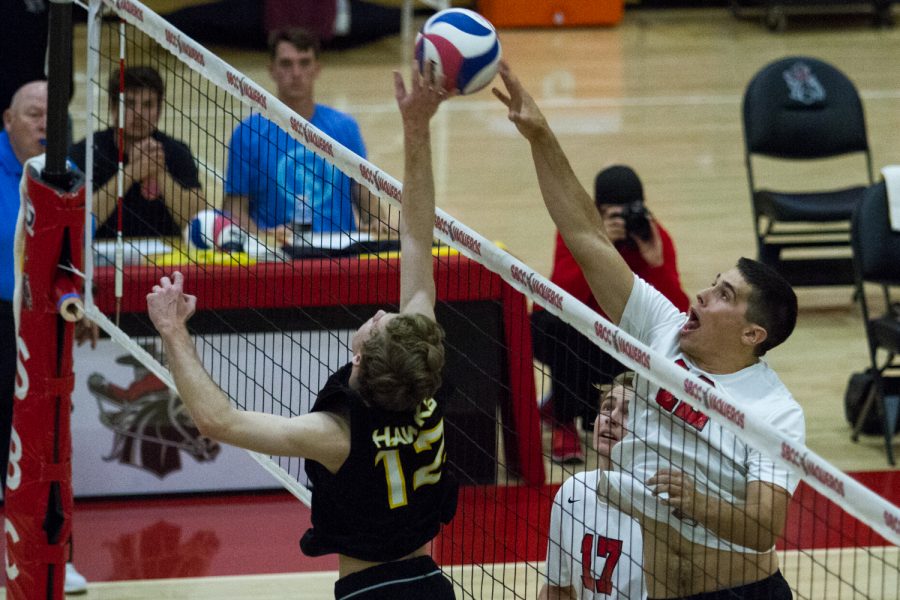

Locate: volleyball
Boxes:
[184,209,247,252]
[415,8,501,95]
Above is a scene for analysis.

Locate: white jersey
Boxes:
[610,275,806,553]
[545,470,646,600]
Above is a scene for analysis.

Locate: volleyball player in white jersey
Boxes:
[541,377,645,600]
[494,62,805,600]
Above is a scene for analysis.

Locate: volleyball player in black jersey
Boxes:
[147,64,458,599]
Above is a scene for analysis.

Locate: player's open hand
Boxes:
[394,60,453,131]
[147,271,197,336]
[492,61,548,141]
[647,468,702,520]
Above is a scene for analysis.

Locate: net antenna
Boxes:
[83,1,899,598]
[113,19,126,323]
[43,0,75,188]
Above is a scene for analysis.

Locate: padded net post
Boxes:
[6,162,85,600]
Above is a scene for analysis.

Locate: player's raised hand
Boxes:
[492,61,549,141]
[394,60,453,131]
[147,271,197,335]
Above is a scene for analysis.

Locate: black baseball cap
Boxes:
[594,165,644,205]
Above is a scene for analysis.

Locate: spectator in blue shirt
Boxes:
[1,81,47,321]
[224,28,384,246]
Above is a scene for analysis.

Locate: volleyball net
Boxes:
[71,0,900,598]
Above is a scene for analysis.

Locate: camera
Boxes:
[619,201,653,241]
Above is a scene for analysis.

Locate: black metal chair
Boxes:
[850,181,900,465]
[742,56,874,287]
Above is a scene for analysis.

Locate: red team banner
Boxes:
[5,164,85,599]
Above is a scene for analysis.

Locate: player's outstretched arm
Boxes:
[394,62,452,321]
[492,62,634,324]
[147,272,350,471]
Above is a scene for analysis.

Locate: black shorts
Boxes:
[649,570,792,600]
[334,556,455,600]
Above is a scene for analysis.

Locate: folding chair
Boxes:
[742,56,874,287]
[850,181,900,465]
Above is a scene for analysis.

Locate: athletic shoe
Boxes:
[551,422,583,464]
[64,562,87,595]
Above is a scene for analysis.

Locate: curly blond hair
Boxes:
[358,313,446,412]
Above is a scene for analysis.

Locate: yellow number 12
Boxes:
[374,419,446,509]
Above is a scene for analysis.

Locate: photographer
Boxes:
[531,165,690,463]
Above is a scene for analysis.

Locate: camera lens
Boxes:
[622,202,652,242]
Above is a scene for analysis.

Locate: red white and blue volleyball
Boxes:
[415,8,501,95]
[185,209,247,252]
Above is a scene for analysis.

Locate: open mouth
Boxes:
[682,308,700,333]
[598,430,620,442]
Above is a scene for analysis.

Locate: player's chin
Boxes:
[678,332,700,354]
[135,126,155,140]
[595,436,616,457]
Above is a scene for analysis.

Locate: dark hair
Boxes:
[594,165,644,210]
[736,257,797,356]
[267,28,321,60]
[107,66,164,106]
[357,314,445,412]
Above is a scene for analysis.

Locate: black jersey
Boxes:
[69,128,201,238]
[300,363,458,562]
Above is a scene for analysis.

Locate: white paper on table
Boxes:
[93,238,174,265]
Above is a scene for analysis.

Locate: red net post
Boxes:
[5,165,85,599]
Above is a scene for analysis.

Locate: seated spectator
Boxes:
[531,165,689,463]
[70,66,203,238]
[541,375,645,600]
[223,28,383,246]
